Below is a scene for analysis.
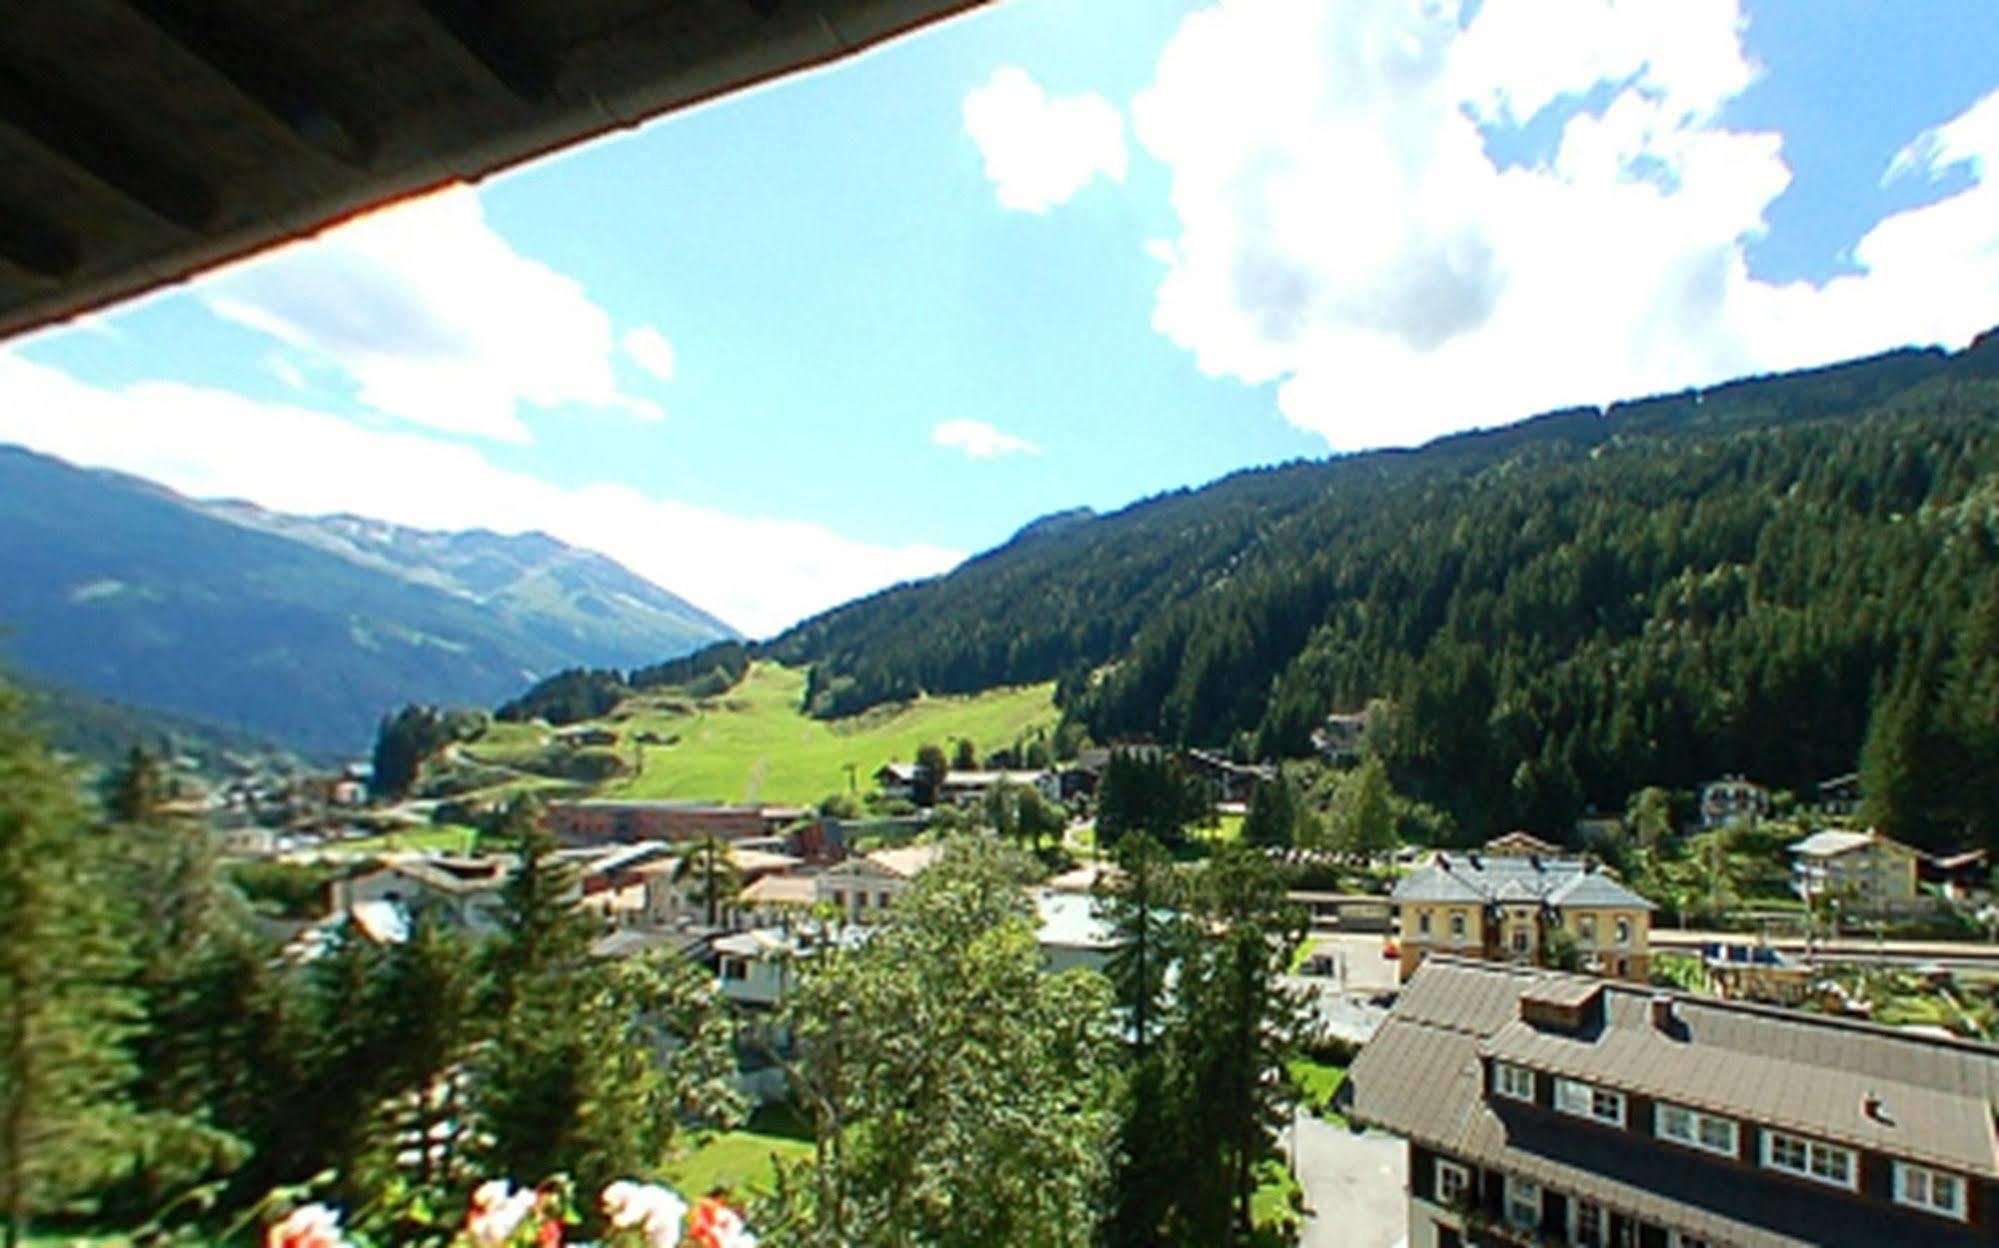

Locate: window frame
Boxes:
[1761,1129,1858,1191]
[1493,1061,1536,1104]
[1434,1157,1472,1207]
[1654,1101,1739,1158]
[1893,1161,1967,1221]
[1614,916,1633,945]
[1449,910,1466,940]
[1554,1076,1627,1128]
[1505,1174,1541,1230]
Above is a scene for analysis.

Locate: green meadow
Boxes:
[482,662,1058,808]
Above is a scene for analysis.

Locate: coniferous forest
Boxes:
[763,332,1999,848]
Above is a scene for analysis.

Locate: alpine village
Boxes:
[5,4,1999,1248]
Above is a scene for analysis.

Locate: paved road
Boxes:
[1286,1114,1407,1248]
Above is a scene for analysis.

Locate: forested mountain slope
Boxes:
[770,331,1999,846]
[0,447,735,756]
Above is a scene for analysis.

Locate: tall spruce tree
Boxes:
[0,682,142,1246]
[1169,845,1309,1243]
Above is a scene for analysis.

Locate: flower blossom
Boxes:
[466,1180,539,1247]
[601,1180,687,1248]
[266,1203,347,1248]
[685,1196,757,1248]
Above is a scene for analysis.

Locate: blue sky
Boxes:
[4,0,1997,637]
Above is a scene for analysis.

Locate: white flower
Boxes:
[601,1180,688,1248]
[265,1203,347,1248]
[466,1179,537,1247]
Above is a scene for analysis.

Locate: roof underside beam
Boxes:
[411,0,563,103]
[0,65,217,232]
[0,200,81,279]
[119,0,377,167]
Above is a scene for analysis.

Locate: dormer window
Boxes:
[1494,1061,1535,1103]
[1894,1162,1966,1220]
[1762,1130,1856,1191]
[1656,1102,1737,1157]
[1554,1077,1625,1127]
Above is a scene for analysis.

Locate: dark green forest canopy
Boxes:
[756,330,1999,847]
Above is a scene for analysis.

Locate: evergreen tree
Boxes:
[1168,846,1308,1243]
[0,682,143,1247]
[99,748,252,1211]
[914,743,948,807]
[1241,773,1301,848]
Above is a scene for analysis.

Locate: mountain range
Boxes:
[0,445,737,758]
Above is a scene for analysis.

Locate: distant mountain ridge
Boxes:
[0,446,738,757]
[198,501,739,665]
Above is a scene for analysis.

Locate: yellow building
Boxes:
[1390,843,1653,983]
[1789,828,1927,916]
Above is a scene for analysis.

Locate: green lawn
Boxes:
[662,1103,815,1200]
[1289,1057,1348,1126]
[338,823,480,855]
[594,663,1058,807]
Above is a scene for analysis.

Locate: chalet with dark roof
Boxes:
[1347,958,1999,1247]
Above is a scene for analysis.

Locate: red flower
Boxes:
[537,1217,563,1248]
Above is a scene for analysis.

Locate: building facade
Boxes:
[545,799,805,846]
[1790,829,1927,916]
[1348,958,1999,1248]
[1391,848,1655,983]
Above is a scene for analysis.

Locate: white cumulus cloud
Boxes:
[200,186,663,443]
[963,67,1128,213]
[932,418,1042,460]
[623,325,678,383]
[1133,0,1999,450]
[0,353,963,638]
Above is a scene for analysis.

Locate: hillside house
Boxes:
[1311,711,1370,764]
[1818,772,1864,815]
[632,845,803,929]
[1922,850,1991,904]
[1389,842,1655,983]
[554,725,619,748]
[1183,749,1276,804]
[1347,958,1999,1248]
[1700,775,1772,829]
[332,855,520,936]
[814,843,946,923]
[1791,829,1930,916]
[873,762,924,802]
[1033,890,1120,975]
[938,768,1061,806]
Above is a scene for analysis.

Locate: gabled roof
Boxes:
[1390,852,1653,911]
[1349,958,1999,1248]
[1484,830,1564,857]
[1791,829,1912,859]
[740,874,819,907]
[865,843,946,878]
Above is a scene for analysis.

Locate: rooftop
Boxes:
[1349,958,1999,1247]
[1791,828,1908,859]
[1391,852,1654,911]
